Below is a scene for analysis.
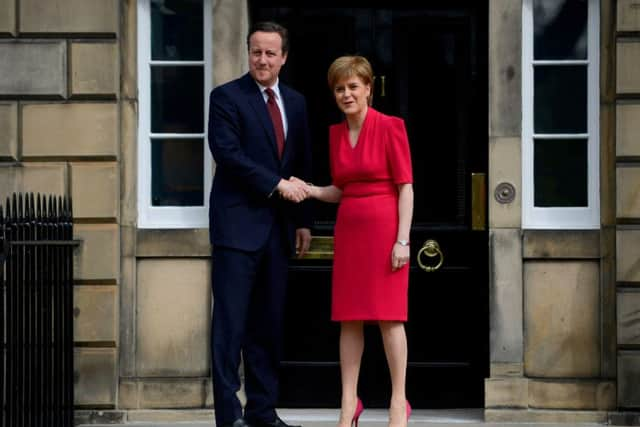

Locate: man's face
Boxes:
[248,31,288,87]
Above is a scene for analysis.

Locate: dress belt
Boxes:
[341,181,397,198]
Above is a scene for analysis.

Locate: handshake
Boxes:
[277,176,314,203]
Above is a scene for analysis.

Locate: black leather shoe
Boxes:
[250,416,301,427]
[221,418,252,427]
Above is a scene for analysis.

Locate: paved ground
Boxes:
[76,408,609,427]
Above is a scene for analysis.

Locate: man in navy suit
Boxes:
[208,21,312,427]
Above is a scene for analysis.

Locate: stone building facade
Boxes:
[0,0,639,423]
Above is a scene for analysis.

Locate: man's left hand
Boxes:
[295,228,312,258]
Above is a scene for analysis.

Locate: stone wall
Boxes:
[615,0,640,409]
[0,0,120,408]
[484,0,620,421]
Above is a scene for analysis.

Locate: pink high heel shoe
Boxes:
[352,398,364,427]
[406,400,412,421]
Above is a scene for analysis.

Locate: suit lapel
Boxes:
[241,74,280,161]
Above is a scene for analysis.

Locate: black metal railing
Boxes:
[1,193,76,427]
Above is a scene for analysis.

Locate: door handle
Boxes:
[373,75,387,98]
[417,239,444,272]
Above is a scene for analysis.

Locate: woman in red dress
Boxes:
[302,56,414,427]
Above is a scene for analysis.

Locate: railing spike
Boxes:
[18,192,24,221]
[29,192,35,220]
[36,193,42,221]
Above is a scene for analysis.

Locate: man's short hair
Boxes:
[247,21,289,54]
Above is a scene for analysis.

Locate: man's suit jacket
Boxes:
[208,73,312,253]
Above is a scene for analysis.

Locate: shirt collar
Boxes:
[255,78,282,101]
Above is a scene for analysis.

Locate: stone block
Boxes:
[618,290,640,346]
[523,230,600,259]
[601,1,616,104]
[0,41,66,97]
[0,0,15,35]
[617,167,640,218]
[74,224,119,281]
[121,100,137,225]
[71,42,118,96]
[0,163,67,203]
[618,41,640,94]
[212,0,249,86]
[22,103,118,158]
[490,362,524,377]
[529,380,616,410]
[0,103,18,160]
[121,0,137,99]
[489,0,521,137]
[618,0,640,32]
[20,0,118,35]
[71,162,118,219]
[136,259,211,377]
[119,253,136,377]
[601,226,618,378]
[619,351,640,408]
[118,380,139,409]
[485,377,528,409]
[524,261,600,377]
[127,409,214,423]
[74,285,117,343]
[74,348,117,406]
[489,229,523,363]
[485,409,608,423]
[489,137,521,228]
[617,103,640,157]
[138,379,208,409]
[617,229,640,282]
[75,410,125,425]
[136,229,211,257]
[601,102,616,226]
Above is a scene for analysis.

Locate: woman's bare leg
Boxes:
[338,321,364,427]
[379,321,408,427]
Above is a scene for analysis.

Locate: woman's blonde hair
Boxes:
[327,55,374,105]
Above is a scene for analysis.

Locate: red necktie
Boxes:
[265,88,285,159]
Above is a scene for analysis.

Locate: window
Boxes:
[522,0,599,228]
[137,0,213,228]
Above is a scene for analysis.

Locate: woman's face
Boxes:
[333,75,371,117]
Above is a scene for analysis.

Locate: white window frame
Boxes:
[137,0,213,228]
[522,0,600,229]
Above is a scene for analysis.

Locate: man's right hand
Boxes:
[277,178,307,203]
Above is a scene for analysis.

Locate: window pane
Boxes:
[534,139,587,207]
[534,0,587,60]
[151,66,204,133]
[152,139,204,206]
[151,0,203,60]
[534,66,586,134]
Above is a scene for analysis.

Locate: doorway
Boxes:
[249,2,489,408]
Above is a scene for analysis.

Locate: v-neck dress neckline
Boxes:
[344,108,370,150]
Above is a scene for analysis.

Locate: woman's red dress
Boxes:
[330,108,413,321]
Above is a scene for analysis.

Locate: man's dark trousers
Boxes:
[211,220,289,427]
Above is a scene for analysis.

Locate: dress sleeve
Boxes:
[385,117,413,184]
[329,125,345,190]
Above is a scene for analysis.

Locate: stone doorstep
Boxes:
[72,408,640,426]
[75,408,484,425]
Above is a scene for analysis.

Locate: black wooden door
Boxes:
[249,2,489,408]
